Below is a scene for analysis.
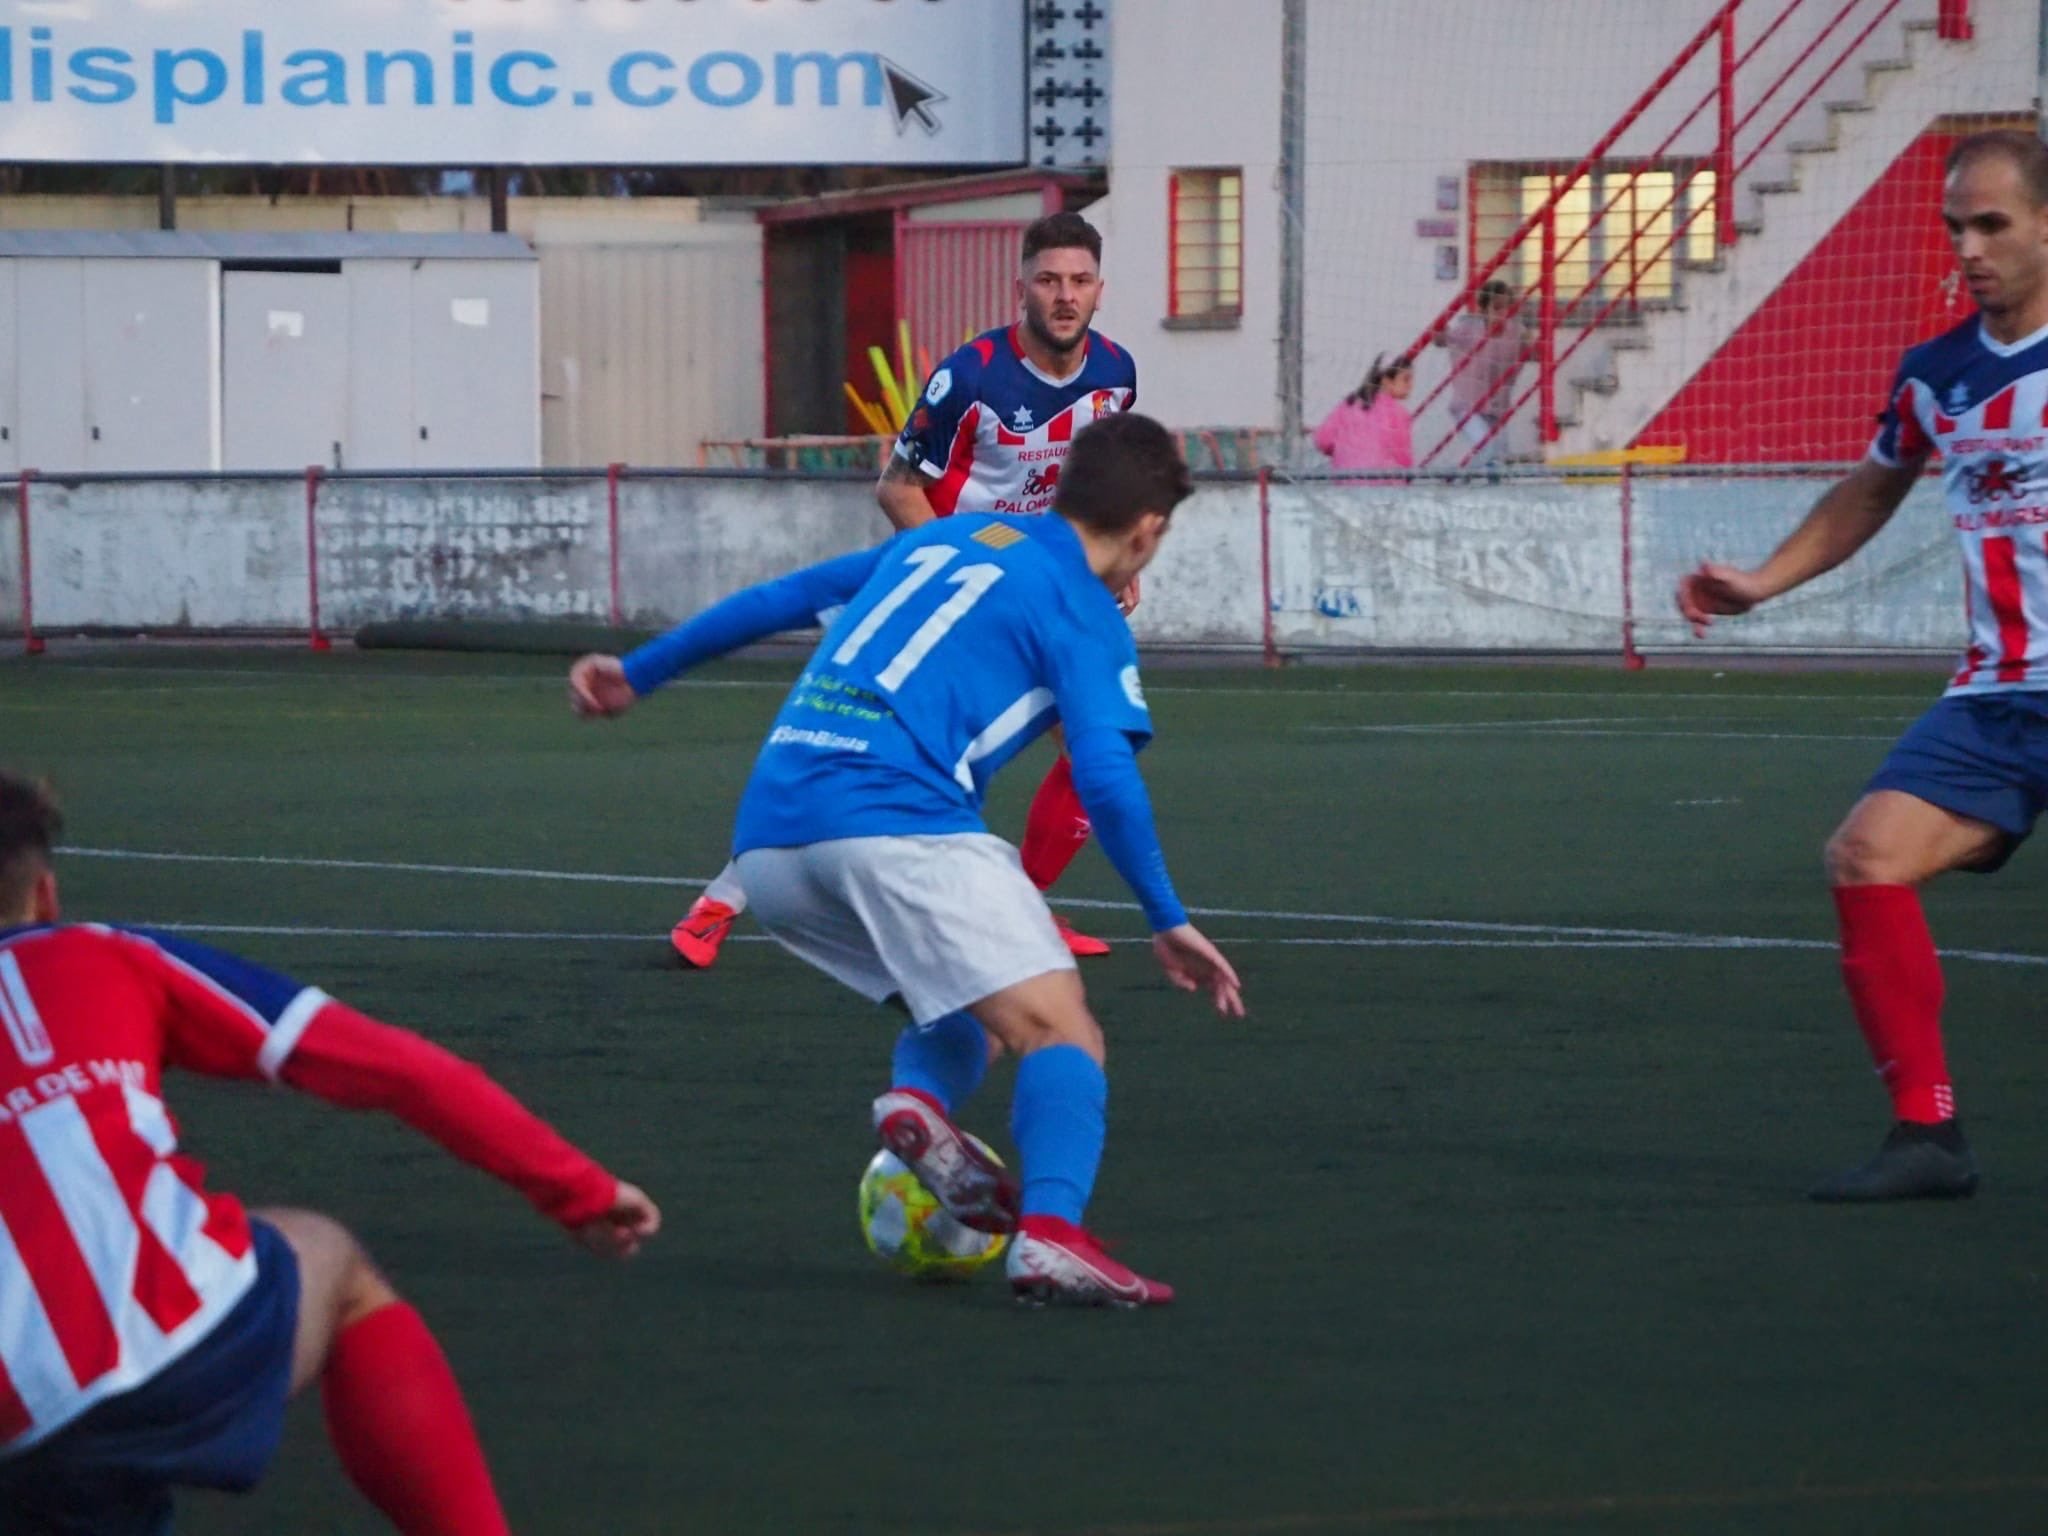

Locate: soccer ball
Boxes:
[857,1143,1008,1281]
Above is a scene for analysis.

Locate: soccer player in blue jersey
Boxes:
[570,413,1241,1306]
[671,213,1134,967]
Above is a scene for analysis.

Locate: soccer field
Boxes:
[10,645,2047,1536]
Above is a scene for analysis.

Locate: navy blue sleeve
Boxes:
[1063,725,1188,932]
[894,344,981,478]
[621,545,885,697]
[1869,353,1932,467]
[120,927,311,1023]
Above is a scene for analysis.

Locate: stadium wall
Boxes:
[0,471,1963,659]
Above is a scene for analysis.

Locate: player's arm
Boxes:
[570,544,886,717]
[125,931,658,1257]
[877,454,941,533]
[1677,457,1921,635]
[878,353,975,531]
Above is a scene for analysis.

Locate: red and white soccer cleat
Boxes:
[1052,913,1111,958]
[871,1088,1019,1234]
[670,896,737,969]
[1006,1215,1174,1308]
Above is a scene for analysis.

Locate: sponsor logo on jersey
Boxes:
[1964,456,2030,505]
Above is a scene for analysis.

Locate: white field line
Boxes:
[11,661,1948,706]
[136,922,2048,967]
[1304,722,1900,743]
[72,846,2048,968]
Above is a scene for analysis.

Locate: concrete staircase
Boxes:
[1550,9,1979,456]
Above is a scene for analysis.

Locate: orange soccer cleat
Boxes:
[670,896,738,969]
[1052,912,1111,958]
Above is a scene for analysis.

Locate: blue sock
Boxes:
[889,1011,989,1113]
[1009,1044,1108,1225]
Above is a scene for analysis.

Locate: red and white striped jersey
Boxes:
[0,923,617,1456]
[1872,315,2048,693]
[893,326,1136,517]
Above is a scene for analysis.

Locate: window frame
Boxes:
[1477,159,1717,314]
[1165,166,1245,330]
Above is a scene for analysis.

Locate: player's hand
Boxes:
[575,1180,662,1260]
[1117,576,1142,616]
[1675,562,1769,637]
[1152,924,1245,1018]
[569,654,636,718]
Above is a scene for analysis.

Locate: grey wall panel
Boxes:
[81,259,218,471]
[15,261,87,473]
[223,271,350,472]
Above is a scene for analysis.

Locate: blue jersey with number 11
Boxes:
[732,513,1151,853]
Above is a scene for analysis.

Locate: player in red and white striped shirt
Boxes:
[0,774,660,1534]
[1678,128,2048,1201]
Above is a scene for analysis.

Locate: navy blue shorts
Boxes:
[1865,691,2048,866]
[0,1217,300,1536]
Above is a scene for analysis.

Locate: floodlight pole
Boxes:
[1277,0,1307,454]
[2038,0,2048,143]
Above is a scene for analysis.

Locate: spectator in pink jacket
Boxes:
[1312,353,1415,474]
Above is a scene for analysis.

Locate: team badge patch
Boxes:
[927,369,953,405]
[1121,666,1147,710]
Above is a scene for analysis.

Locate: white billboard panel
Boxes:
[0,0,1025,166]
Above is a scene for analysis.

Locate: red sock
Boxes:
[1833,884,1955,1124]
[322,1302,511,1536]
[1020,757,1092,892]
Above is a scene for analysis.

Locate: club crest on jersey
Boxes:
[1011,405,1036,430]
[1948,382,1971,413]
[1120,666,1147,710]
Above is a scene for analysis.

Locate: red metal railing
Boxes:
[1406,0,1962,467]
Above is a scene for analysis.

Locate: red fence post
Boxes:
[1717,6,1738,245]
[305,466,329,652]
[17,470,40,656]
[606,461,625,628]
[1258,466,1279,669]
[1620,462,1646,671]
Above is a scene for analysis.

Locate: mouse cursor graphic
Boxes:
[880,57,945,135]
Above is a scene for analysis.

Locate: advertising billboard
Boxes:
[0,0,1026,166]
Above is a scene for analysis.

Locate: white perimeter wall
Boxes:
[1101,0,2037,435]
[0,471,1967,659]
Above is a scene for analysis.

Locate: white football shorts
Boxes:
[734,833,1077,1023]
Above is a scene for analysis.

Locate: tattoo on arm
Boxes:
[880,457,933,489]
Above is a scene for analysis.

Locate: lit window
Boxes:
[1168,168,1243,324]
[1487,165,1717,311]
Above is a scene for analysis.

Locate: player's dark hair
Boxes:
[1054,413,1193,532]
[1947,129,2048,207]
[0,773,62,913]
[1021,212,1102,268]
[1350,352,1415,409]
[1476,278,1514,310]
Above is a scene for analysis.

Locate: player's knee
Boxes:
[258,1207,399,1330]
[1824,824,1891,885]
